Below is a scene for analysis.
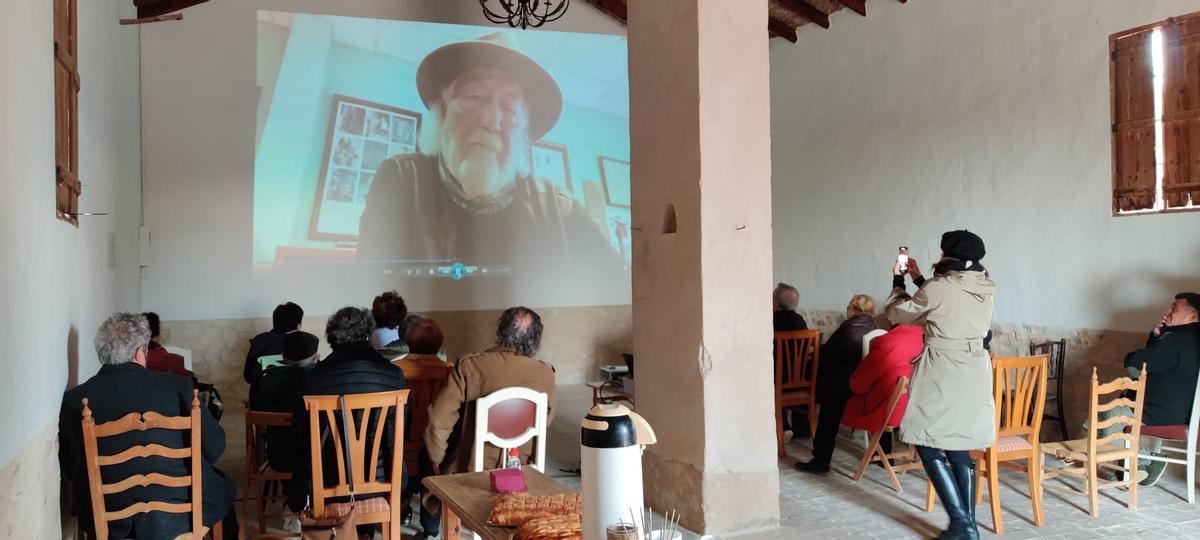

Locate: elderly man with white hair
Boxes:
[58,313,238,539]
[357,32,627,295]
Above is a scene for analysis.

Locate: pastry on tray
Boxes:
[516,514,583,540]
[488,493,583,526]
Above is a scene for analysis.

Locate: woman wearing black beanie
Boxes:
[887,230,996,539]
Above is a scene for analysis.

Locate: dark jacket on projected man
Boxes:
[356,154,629,297]
[58,363,235,538]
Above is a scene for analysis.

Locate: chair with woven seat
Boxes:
[774,329,821,458]
[851,376,923,492]
[1030,340,1068,440]
[1040,365,1146,517]
[80,390,222,540]
[1128,369,1200,503]
[303,390,410,540]
[974,355,1049,533]
[243,409,294,537]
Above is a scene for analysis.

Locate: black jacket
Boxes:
[817,314,878,403]
[285,343,408,511]
[244,329,288,385]
[250,364,312,473]
[773,310,809,331]
[58,363,234,538]
[1125,322,1200,426]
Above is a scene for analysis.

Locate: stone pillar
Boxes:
[628,0,778,534]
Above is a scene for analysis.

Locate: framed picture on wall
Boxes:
[531,141,573,193]
[598,156,631,208]
[309,94,421,241]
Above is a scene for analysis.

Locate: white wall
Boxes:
[139,0,625,321]
[771,0,1200,333]
[0,0,141,533]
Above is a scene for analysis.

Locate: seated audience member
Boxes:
[394,317,447,370]
[773,282,808,331]
[842,324,923,456]
[243,301,304,385]
[796,294,879,473]
[420,307,557,537]
[285,307,408,532]
[58,313,237,539]
[142,312,194,378]
[372,290,409,358]
[1100,292,1200,486]
[249,331,320,475]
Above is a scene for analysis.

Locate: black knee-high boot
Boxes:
[950,459,980,539]
[919,451,974,540]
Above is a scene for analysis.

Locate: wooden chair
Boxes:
[851,376,923,492]
[80,390,222,540]
[1030,340,1069,440]
[774,329,821,458]
[1130,367,1200,503]
[474,386,549,473]
[243,409,294,538]
[394,360,454,475]
[1040,366,1146,517]
[974,355,1049,533]
[303,390,410,540]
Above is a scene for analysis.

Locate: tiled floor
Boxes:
[222,385,1200,539]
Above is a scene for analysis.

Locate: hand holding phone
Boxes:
[897,246,909,273]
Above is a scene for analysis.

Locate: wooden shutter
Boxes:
[1162,14,1200,208]
[54,0,80,225]
[1110,29,1157,213]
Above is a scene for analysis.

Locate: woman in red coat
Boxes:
[843,324,923,453]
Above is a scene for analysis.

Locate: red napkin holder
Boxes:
[489,468,527,493]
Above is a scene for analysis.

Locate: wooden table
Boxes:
[422,466,572,540]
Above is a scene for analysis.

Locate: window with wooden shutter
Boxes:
[1110,11,1200,215]
[54,0,80,226]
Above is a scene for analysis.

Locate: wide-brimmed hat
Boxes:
[416,32,563,141]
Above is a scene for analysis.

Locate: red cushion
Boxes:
[995,435,1033,453]
[1137,424,1192,441]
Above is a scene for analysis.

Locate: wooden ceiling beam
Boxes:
[768,17,799,43]
[777,0,830,29]
[838,0,867,16]
[581,0,628,25]
[136,0,209,19]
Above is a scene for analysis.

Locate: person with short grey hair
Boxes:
[60,312,239,538]
[773,282,807,331]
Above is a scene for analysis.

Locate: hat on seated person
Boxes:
[282,331,320,365]
[940,230,986,262]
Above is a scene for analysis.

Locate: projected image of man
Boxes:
[357,32,628,291]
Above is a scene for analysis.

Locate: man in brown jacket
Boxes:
[419,306,557,537]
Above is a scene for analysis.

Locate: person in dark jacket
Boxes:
[58,313,238,539]
[243,302,304,385]
[285,307,408,530]
[796,294,879,473]
[773,282,808,331]
[250,331,320,475]
[1102,292,1200,486]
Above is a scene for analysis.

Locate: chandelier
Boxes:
[480,0,569,29]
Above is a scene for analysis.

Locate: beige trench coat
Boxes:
[887,270,996,451]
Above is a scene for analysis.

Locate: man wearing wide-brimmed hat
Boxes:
[357,32,627,292]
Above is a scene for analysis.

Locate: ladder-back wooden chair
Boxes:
[1030,340,1068,439]
[243,408,294,537]
[1040,366,1146,517]
[304,390,410,540]
[975,355,1049,533]
[80,390,221,540]
[394,360,454,475]
[851,376,922,492]
[775,329,821,458]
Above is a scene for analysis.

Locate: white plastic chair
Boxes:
[473,386,548,473]
[862,329,888,359]
[164,345,193,371]
[1134,373,1200,503]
